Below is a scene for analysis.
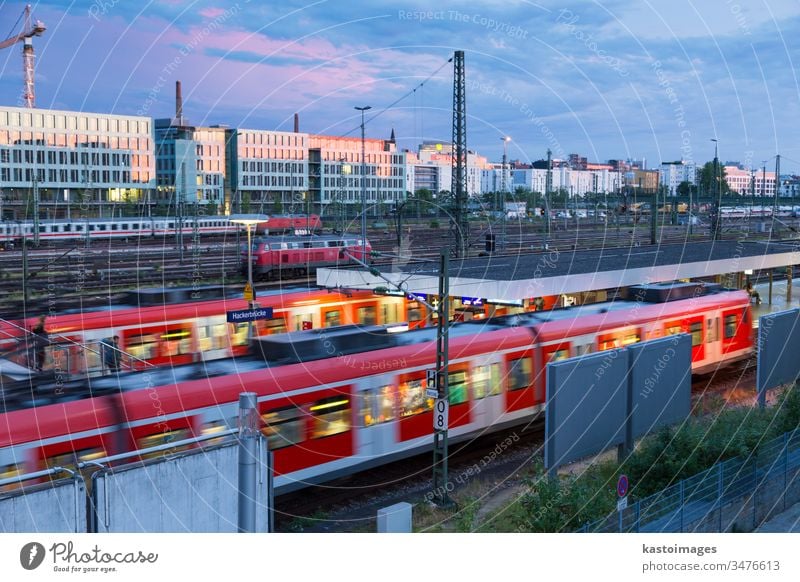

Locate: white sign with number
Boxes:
[433,398,449,431]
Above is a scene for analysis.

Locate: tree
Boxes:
[677,181,696,197]
[698,162,730,196]
[272,193,283,214]
[241,191,251,214]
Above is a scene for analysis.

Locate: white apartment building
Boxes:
[659,160,697,195]
[0,105,154,218]
[511,167,622,196]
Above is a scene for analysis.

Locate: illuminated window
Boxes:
[137,429,192,459]
[44,447,106,473]
[0,463,23,492]
[399,378,434,417]
[324,310,342,327]
[310,397,351,439]
[621,333,640,346]
[448,370,469,405]
[549,349,570,362]
[229,322,249,346]
[382,303,400,324]
[508,356,533,391]
[262,407,304,449]
[357,306,377,325]
[724,315,737,339]
[472,364,502,398]
[666,325,682,336]
[361,385,395,426]
[690,322,703,346]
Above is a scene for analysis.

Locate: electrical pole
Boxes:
[451,50,468,258]
[773,154,780,235]
[501,136,510,251]
[711,139,720,241]
[32,175,39,247]
[355,105,371,261]
[432,249,452,507]
[545,148,552,249]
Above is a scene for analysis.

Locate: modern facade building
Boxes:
[154,118,226,212]
[724,165,775,196]
[0,105,154,219]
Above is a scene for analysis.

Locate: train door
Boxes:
[536,342,572,406]
[470,356,504,428]
[122,323,195,367]
[504,349,537,413]
[354,301,379,326]
[665,317,705,362]
[355,375,397,458]
[195,315,230,361]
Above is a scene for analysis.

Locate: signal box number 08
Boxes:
[434,398,449,431]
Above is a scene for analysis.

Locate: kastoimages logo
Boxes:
[20,542,46,570]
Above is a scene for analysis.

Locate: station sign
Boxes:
[461,296,483,307]
[226,307,273,323]
[433,398,449,431]
[407,292,428,302]
[426,369,438,399]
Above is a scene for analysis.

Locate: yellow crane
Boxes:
[0,4,46,108]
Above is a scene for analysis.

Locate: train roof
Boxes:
[254,234,363,242]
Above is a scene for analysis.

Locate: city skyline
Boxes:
[0,1,798,170]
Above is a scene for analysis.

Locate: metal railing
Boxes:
[581,427,800,532]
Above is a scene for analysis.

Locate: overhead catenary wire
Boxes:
[339,55,453,137]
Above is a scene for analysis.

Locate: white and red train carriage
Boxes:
[0,285,754,493]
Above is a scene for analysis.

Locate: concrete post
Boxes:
[238,392,258,533]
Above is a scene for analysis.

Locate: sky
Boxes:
[1,0,799,172]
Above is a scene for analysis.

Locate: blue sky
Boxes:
[1,0,798,171]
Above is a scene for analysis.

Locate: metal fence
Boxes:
[581,427,800,532]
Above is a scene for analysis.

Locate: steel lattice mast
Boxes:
[450,50,468,258]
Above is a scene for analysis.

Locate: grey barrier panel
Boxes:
[377,502,413,533]
[94,441,269,532]
[545,349,627,473]
[758,309,800,405]
[0,478,86,533]
[628,334,692,442]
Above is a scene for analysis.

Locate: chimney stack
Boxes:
[294,112,299,133]
[176,81,183,121]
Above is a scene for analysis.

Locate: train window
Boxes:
[382,303,400,324]
[549,349,569,362]
[137,429,192,458]
[39,226,46,233]
[229,323,249,346]
[448,370,469,405]
[399,378,434,417]
[357,306,377,325]
[126,333,159,360]
[44,447,106,473]
[0,463,24,492]
[161,330,192,356]
[324,310,342,327]
[622,333,640,346]
[508,356,532,391]
[261,407,304,449]
[111,224,118,231]
[198,324,228,351]
[472,364,502,398]
[724,315,738,339]
[361,385,395,426]
[690,322,703,346]
[575,344,592,356]
[64,224,72,232]
[310,397,351,439]
[200,421,231,446]
[132,223,139,229]
[408,302,423,323]
[261,318,287,335]
[666,325,682,336]
[707,318,718,343]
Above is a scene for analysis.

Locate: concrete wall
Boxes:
[93,442,269,533]
[0,478,85,533]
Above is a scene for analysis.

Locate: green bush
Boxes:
[429,219,440,228]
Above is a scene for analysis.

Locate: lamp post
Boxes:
[710,138,719,240]
[355,105,371,261]
[229,214,269,343]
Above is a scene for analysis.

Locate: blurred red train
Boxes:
[255,214,322,235]
[0,285,753,493]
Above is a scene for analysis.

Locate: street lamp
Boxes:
[229,213,269,343]
[355,105,371,261]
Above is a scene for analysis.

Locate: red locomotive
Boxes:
[244,234,372,279]
[0,284,754,493]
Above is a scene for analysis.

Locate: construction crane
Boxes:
[0,4,45,108]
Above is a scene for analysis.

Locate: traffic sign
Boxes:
[433,398,448,431]
[226,307,273,323]
[617,474,629,498]
[426,369,438,398]
[243,283,254,302]
[617,497,628,512]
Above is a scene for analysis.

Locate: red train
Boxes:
[0,285,753,493]
[245,234,372,279]
[255,214,322,235]
[0,285,415,376]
